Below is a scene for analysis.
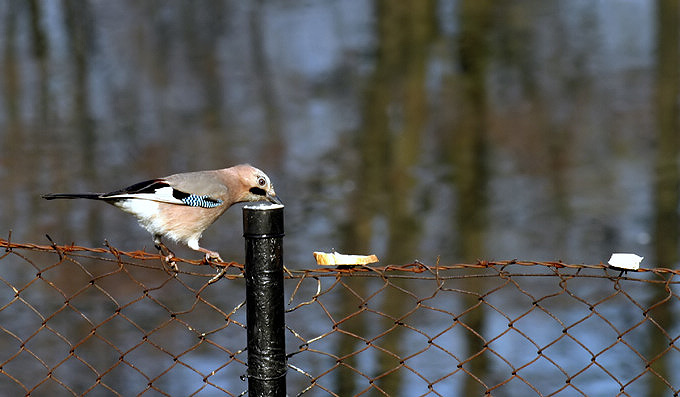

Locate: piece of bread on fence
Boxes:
[313,251,379,266]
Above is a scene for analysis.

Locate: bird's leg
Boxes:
[154,237,178,272]
[196,246,223,263]
[187,240,226,282]
[193,246,228,283]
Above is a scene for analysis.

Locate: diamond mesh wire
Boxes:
[0,238,678,396]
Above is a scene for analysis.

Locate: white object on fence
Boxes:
[313,251,379,266]
[607,253,643,270]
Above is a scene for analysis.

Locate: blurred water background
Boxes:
[0,1,678,396]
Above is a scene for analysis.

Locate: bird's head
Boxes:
[236,165,282,205]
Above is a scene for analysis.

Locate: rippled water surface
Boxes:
[1,1,677,395]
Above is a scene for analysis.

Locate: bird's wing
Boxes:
[163,170,230,198]
[102,175,227,208]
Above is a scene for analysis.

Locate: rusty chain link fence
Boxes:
[0,237,679,396]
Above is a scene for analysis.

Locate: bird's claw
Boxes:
[203,251,223,263]
[163,254,179,272]
[156,243,179,273]
[202,250,226,283]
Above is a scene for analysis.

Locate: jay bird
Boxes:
[43,164,282,268]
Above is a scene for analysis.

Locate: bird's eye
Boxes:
[258,177,267,187]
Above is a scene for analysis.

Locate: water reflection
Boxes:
[451,2,493,394]
[0,0,675,395]
[649,0,679,394]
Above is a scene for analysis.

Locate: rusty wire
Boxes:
[0,237,679,396]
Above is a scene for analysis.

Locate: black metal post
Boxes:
[243,203,286,396]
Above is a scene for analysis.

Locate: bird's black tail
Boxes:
[42,193,104,200]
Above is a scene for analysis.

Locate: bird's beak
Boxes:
[267,191,283,205]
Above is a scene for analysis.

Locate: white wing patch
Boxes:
[105,186,185,205]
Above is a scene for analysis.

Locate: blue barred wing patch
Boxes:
[180,194,223,208]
